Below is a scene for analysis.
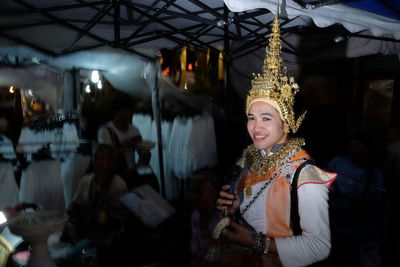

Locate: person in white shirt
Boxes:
[98,95,143,169]
[97,94,157,191]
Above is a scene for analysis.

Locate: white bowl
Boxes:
[8,210,68,267]
[136,141,155,150]
[9,210,67,238]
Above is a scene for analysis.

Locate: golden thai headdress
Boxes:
[246,11,306,134]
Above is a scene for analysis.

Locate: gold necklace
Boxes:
[244,138,305,194]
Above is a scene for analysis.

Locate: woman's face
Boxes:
[93,147,114,176]
[247,101,288,154]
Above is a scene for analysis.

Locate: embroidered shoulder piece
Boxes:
[297,165,337,188]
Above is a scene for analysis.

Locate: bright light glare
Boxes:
[97,80,102,89]
[85,84,91,93]
[9,86,14,94]
[28,89,33,96]
[0,211,7,224]
[90,70,100,83]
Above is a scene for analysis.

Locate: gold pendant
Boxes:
[245,187,252,197]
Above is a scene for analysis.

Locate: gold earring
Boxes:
[284,127,289,134]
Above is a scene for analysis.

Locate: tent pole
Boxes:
[151,62,166,197]
[391,78,400,128]
[223,4,230,113]
[71,68,78,111]
[113,0,120,47]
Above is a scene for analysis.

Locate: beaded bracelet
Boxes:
[263,236,271,254]
[252,233,270,256]
[252,232,265,256]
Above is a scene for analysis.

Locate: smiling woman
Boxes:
[213,12,337,267]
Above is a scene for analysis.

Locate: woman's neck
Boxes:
[94,174,109,187]
[112,117,129,132]
[262,142,286,156]
[271,143,285,153]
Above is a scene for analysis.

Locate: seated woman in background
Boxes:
[62,144,128,265]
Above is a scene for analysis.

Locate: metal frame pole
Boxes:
[151,62,166,197]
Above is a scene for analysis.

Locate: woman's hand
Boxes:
[222,221,254,248]
[131,135,142,146]
[223,222,283,266]
[120,136,142,153]
[216,184,239,216]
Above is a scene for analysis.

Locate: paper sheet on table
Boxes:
[119,185,175,227]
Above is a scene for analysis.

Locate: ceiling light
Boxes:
[97,80,102,90]
[85,84,91,93]
[90,70,100,83]
[333,35,348,43]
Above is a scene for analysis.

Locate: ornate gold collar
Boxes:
[245,138,305,178]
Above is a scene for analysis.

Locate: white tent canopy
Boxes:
[224,0,400,40]
[0,0,399,56]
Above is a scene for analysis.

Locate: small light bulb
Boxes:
[28,89,33,96]
[9,86,14,94]
[97,80,102,89]
[90,70,100,83]
[85,84,91,93]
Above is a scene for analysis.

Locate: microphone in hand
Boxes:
[226,165,241,195]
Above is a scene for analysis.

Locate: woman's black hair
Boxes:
[111,94,136,115]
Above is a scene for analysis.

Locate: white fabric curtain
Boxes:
[132,113,218,201]
[60,153,91,208]
[0,163,19,210]
[19,160,65,211]
[16,123,80,157]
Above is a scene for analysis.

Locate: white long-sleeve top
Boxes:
[240,165,332,267]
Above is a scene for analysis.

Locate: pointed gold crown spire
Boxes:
[246,10,306,133]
